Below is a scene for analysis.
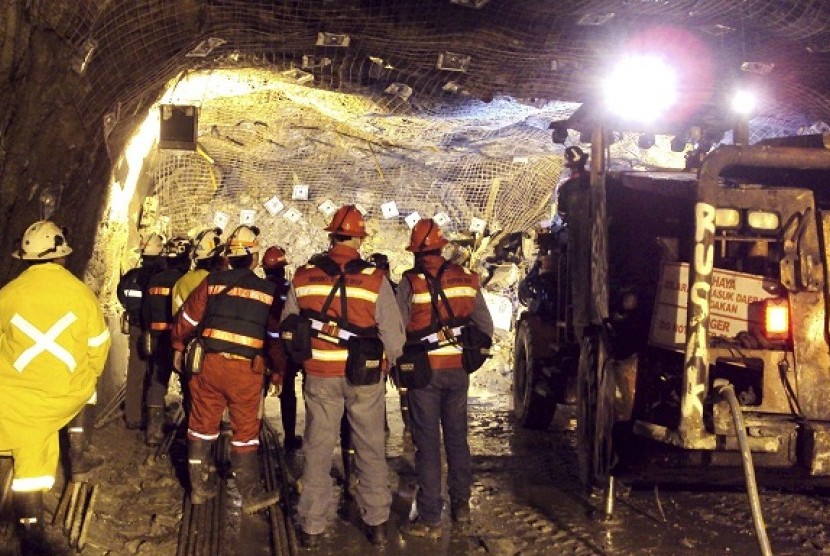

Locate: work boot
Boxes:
[187,439,219,504]
[231,450,279,514]
[68,410,104,483]
[451,499,471,523]
[14,490,50,554]
[402,518,442,539]
[299,530,321,549]
[145,406,165,447]
[365,522,388,546]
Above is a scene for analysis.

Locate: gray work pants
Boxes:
[298,374,391,534]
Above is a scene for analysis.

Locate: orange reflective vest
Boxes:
[293,246,384,377]
[402,256,480,370]
[144,268,183,335]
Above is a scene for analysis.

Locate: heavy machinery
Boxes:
[513,130,830,491]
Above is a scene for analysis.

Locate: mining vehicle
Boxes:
[513,130,830,489]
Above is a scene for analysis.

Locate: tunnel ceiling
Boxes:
[46,0,830,127]
[3,0,830,285]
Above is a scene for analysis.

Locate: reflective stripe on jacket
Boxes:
[172,268,275,360]
[143,268,183,336]
[292,245,384,377]
[401,255,480,370]
[0,263,111,454]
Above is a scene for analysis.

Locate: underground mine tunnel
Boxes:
[5,1,830,555]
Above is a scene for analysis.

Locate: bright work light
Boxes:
[603,55,678,122]
[732,90,757,115]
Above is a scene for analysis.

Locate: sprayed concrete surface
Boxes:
[31,388,830,555]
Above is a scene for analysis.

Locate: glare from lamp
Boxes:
[732,90,757,115]
[603,55,678,122]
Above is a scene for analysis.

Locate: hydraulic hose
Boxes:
[714,379,773,556]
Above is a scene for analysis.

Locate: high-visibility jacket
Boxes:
[172,268,275,360]
[291,244,386,377]
[143,268,183,336]
[172,268,209,315]
[401,255,481,370]
[116,259,164,326]
[0,263,111,491]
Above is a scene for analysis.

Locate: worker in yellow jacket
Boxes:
[0,220,111,550]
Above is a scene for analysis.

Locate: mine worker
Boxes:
[116,233,166,430]
[141,237,192,446]
[397,218,493,538]
[281,204,405,548]
[171,227,224,315]
[261,245,302,450]
[0,221,111,551]
[171,225,280,514]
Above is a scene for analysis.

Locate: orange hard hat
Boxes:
[262,245,287,270]
[324,205,368,238]
[407,219,448,253]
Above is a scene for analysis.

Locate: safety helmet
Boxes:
[225,225,261,257]
[12,220,73,260]
[140,233,165,257]
[324,205,368,238]
[262,246,287,270]
[368,252,390,270]
[406,219,448,253]
[164,236,191,258]
[192,227,222,260]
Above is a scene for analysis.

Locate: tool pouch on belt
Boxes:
[394,341,433,389]
[140,329,156,357]
[184,337,206,375]
[279,314,312,364]
[460,324,492,374]
[120,313,131,335]
[345,336,384,386]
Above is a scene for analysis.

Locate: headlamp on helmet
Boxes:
[225,225,261,257]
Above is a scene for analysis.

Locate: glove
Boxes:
[173,350,183,373]
[268,372,283,396]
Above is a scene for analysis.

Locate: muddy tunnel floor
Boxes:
[27,391,830,555]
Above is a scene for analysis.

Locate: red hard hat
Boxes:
[407,219,448,253]
[324,205,368,238]
[262,246,287,270]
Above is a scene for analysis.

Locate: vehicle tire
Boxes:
[513,318,556,430]
[576,334,615,491]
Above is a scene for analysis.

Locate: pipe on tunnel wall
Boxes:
[680,144,830,441]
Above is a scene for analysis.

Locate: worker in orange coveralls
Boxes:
[171,224,281,514]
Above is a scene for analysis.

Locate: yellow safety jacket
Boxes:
[0,263,111,491]
[172,268,209,315]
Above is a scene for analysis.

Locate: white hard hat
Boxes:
[225,225,260,257]
[140,233,165,256]
[13,220,73,260]
[192,228,222,260]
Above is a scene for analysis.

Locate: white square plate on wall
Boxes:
[213,210,230,230]
[469,216,486,234]
[381,201,399,219]
[283,207,302,223]
[263,196,284,216]
[405,212,421,229]
[292,184,309,200]
[239,209,256,225]
[318,199,337,216]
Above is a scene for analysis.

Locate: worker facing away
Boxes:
[171,224,281,515]
[280,204,405,548]
[396,218,494,538]
[0,220,111,551]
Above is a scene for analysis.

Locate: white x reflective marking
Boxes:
[11,312,78,373]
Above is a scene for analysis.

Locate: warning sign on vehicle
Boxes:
[649,262,776,350]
